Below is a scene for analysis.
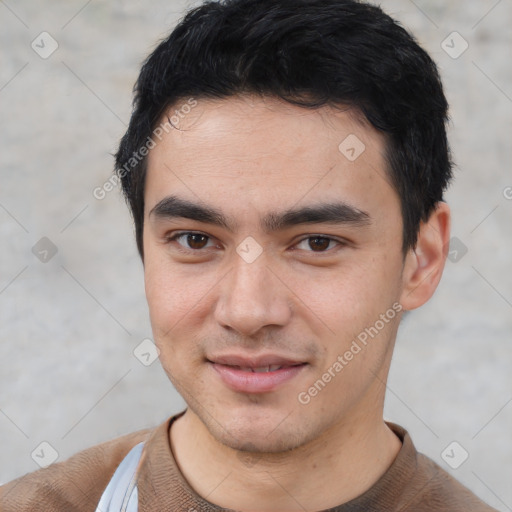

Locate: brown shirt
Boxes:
[0,411,497,511]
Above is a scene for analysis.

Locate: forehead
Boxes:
[144,95,396,221]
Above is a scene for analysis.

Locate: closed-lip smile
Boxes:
[207,353,308,393]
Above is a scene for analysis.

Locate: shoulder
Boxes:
[382,423,497,512]
[0,426,154,512]
[404,445,497,511]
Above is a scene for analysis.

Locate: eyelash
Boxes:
[164,231,346,255]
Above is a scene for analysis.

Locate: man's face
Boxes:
[143,95,406,453]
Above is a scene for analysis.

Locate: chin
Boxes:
[200,402,310,454]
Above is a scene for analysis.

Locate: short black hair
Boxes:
[115,0,453,260]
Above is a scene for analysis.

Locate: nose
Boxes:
[214,251,292,337]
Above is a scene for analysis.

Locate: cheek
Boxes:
[144,239,192,313]
[144,260,205,379]
[294,255,402,367]
[143,248,216,351]
[144,258,173,327]
[300,258,395,318]
[143,247,192,344]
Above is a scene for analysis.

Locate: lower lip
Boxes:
[210,362,307,393]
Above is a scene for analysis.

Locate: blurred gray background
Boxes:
[1,0,511,509]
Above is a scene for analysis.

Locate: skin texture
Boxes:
[142,95,451,511]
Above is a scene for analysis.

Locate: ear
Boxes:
[399,202,451,311]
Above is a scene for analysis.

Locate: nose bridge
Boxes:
[215,249,290,336]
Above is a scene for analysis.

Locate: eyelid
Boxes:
[165,230,348,254]
[292,235,346,252]
[165,230,217,250]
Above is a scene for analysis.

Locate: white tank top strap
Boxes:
[95,441,144,512]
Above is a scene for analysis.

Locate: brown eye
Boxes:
[166,232,214,251]
[186,233,209,249]
[308,237,332,252]
[294,235,345,254]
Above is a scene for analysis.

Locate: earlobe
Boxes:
[399,202,451,311]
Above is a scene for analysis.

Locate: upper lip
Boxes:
[207,354,306,368]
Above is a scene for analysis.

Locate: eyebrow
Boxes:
[149,195,371,233]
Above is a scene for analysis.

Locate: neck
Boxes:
[169,407,402,511]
